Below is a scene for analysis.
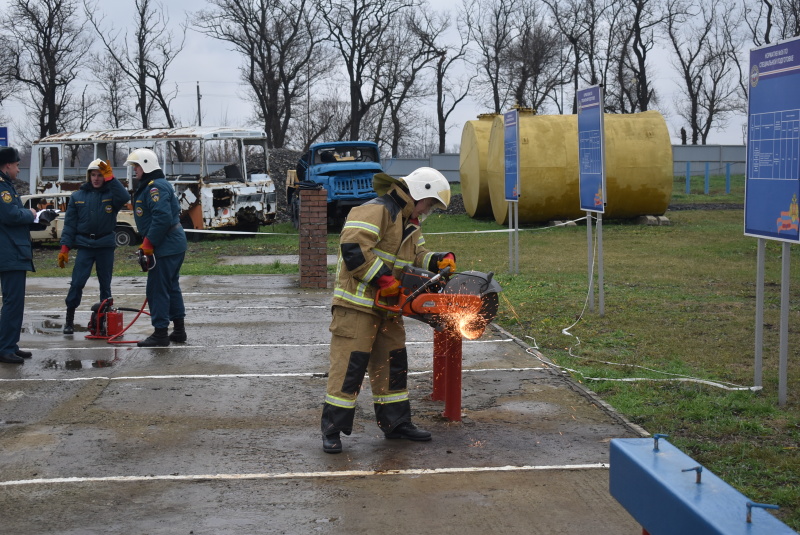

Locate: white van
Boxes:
[30,127,277,234]
[21,192,140,247]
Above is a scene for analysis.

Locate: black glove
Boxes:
[38,209,58,226]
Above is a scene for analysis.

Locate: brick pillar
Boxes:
[299,188,329,288]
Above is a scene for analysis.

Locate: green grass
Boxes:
[30,178,800,529]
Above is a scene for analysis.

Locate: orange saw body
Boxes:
[374,266,501,338]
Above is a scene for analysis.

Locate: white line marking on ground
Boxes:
[0,463,608,487]
[20,339,514,352]
[0,367,548,383]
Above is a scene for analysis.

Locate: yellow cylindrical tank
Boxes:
[486,110,672,225]
[459,114,497,217]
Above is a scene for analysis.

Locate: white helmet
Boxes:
[401,167,451,210]
[86,158,103,180]
[125,148,161,173]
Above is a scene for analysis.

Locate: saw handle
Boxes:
[373,266,451,313]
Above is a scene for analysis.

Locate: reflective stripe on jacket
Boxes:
[331,183,449,315]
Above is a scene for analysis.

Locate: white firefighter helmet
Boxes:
[86,158,103,180]
[125,148,161,173]
[401,167,451,210]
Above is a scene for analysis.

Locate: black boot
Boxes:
[169,318,187,343]
[63,308,75,335]
[322,432,342,454]
[137,327,170,347]
[384,422,432,441]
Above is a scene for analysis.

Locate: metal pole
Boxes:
[196,82,202,126]
[725,163,731,194]
[685,162,691,194]
[755,239,765,388]
[778,242,790,406]
[514,203,520,274]
[704,162,710,194]
[598,212,604,316]
[508,202,513,274]
[441,327,463,421]
[587,212,594,313]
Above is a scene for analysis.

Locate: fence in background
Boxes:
[15,145,747,188]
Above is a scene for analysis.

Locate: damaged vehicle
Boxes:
[21,192,140,247]
[286,140,382,228]
[30,127,277,236]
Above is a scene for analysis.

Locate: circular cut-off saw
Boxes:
[374,265,502,339]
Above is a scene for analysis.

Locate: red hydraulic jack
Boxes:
[432,327,463,421]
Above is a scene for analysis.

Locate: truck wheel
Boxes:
[114,226,136,247]
[291,196,301,229]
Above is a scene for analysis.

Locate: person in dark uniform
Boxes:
[0,147,55,364]
[125,148,188,347]
[58,159,131,334]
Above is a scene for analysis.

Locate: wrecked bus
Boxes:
[29,127,277,234]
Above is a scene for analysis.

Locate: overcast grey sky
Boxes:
[0,0,748,148]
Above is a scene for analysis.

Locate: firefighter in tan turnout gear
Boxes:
[320,167,457,454]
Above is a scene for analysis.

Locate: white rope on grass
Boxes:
[531,214,760,393]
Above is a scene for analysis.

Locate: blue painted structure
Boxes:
[610,437,796,535]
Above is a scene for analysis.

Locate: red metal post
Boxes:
[432,327,464,420]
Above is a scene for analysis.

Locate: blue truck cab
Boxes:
[287,141,382,227]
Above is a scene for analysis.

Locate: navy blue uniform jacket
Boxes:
[61,177,131,249]
[0,171,37,272]
[133,170,187,257]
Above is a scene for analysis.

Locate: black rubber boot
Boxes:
[169,318,187,343]
[63,308,75,334]
[322,432,342,454]
[384,422,432,441]
[137,327,170,347]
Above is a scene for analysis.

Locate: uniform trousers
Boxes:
[321,305,412,436]
[0,270,26,355]
[65,247,115,309]
[146,251,186,329]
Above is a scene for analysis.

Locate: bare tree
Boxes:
[374,11,443,156]
[85,0,185,130]
[62,84,100,165]
[92,50,135,129]
[2,0,90,155]
[195,0,327,149]
[503,0,563,112]
[610,0,674,114]
[315,0,421,140]
[744,0,800,46]
[0,36,17,107]
[463,0,518,113]
[405,7,473,153]
[667,0,741,144]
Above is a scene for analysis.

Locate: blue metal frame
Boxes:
[610,437,795,535]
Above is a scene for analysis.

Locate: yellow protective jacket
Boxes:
[332,183,451,315]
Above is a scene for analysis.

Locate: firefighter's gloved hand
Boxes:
[98,160,114,181]
[437,254,456,274]
[377,274,401,297]
[139,237,154,256]
[57,245,69,269]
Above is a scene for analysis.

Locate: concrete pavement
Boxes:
[0,275,645,534]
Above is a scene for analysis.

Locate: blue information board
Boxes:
[0,127,7,147]
[746,37,800,242]
[504,110,519,202]
[577,86,605,213]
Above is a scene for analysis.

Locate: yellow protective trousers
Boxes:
[321,305,411,435]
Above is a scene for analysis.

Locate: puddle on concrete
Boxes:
[42,358,117,371]
[29,318,87,334]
